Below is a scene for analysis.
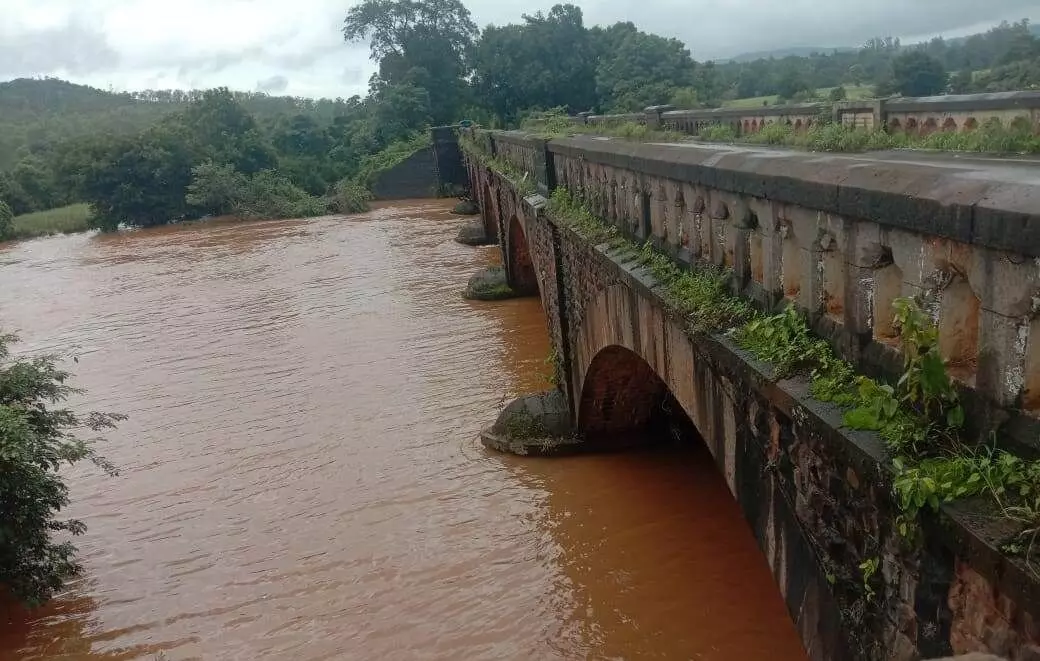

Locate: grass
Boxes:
[722,85,874,108]
[722,94,780,108]
[10,204,92,240]
[519,112,687,143]
[698,117,1040,154]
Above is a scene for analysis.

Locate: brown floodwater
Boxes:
[0,200,808,661]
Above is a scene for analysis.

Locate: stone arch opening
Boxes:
[506,214,539,296]
[482,182,499,242]
[922,117,938,135]
[905,117,918,134]
[578,345,698,449]
[942,117,957,132]
[963,117,978,132]
[888,117,902,132]
[794,119,804,131]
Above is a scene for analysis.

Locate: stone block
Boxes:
[969,246,1040,318]
[976,309,1028,407]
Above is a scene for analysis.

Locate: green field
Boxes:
[721,85,874,108]
[10,204,92,240]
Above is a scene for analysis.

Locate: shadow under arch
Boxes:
[578,344,696,449]
[506,214,539,296]
[481,181,499,242]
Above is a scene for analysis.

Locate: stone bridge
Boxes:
[578,90,1040,138]
[458,128,1040,661]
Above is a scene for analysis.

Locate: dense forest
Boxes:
[1,0,1039,239]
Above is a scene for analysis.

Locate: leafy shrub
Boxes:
[0,333,122,606]
[235,170,326,219]
[186,163,327,220]
[185,162,248,216]
[329,179,372,214]
[698,123,738,141]
[747,122,794,145]
[0,199,12,240]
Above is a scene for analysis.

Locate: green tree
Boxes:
[0,333,122,606]
[828,85,848,102]
[181,89,278,174]
[471,4,597,122]
[0,172,34,216]
[592,22,696,112]
[12,155,58,211]
[669,87,699,108]
[344,0,476,124]
[80,123,198,230]
[0,200,12,240]
[776,69,812,100]
[949,69,975,94]
[185,162,249,216]
[890,51,948,97]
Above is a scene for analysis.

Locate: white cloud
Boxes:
[1,0,1039,98]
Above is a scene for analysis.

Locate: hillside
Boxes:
[0,78,358,170]
[727,46,855,62]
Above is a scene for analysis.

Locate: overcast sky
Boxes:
[2,0,1039,99]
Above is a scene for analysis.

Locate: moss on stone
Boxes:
[463,266,521,301]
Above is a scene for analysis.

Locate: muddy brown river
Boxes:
[0,200,808,660]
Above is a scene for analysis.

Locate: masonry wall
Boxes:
[580,91,1040,137]
[463,131,1040,661]
[370,147,438,200]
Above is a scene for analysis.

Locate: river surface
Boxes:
[0,200,808,661]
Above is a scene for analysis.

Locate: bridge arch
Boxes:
[505,214,539,296]
[481,181,499,242]
[564,281,847,658]
[579,345,693,446]
[571,284,725,469]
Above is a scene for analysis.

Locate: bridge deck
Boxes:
[652,140,1040,185]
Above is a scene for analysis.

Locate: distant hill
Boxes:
[0,78,137,120]
[0,77,354,170]
[726,46,856,62]
[726,21,1040,63]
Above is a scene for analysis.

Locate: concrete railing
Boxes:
[461,128,1040,451]
[575,90,1040,137]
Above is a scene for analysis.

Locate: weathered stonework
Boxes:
[580,91,1040,138]
[462,128,1040,661]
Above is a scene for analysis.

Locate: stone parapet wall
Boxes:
[550,136,1040,424]
[579,91,1040,137]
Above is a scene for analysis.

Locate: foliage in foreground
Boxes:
[541,184,1040,570]
[0,334,123,606]
[183,164,326,222]
[0,200,12,241]
[520,109,686,143]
